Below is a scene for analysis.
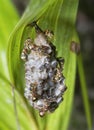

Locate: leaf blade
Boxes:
[77,54,92,130]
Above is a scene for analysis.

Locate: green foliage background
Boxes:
[0,0,92,130]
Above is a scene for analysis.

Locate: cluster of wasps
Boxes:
[21,22,67,116]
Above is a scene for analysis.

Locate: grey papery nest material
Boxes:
[21,23,67,116]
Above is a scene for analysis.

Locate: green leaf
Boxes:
[0,0,38,130]
[0,0,19,80]
[0,78,17,130]
[7,0,78,130]
[77,54,92,130]
[0,0,19,128]
[0,1,19,129]
[0,0,92,129]
[0,75,38,130]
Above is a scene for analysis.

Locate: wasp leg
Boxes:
[57,57,65,70]
[27,21,43,34]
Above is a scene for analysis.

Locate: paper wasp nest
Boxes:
[21,23,67,116]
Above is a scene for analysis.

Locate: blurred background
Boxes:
[12,0,94,129]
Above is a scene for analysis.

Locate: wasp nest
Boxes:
[21,23,67,116]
